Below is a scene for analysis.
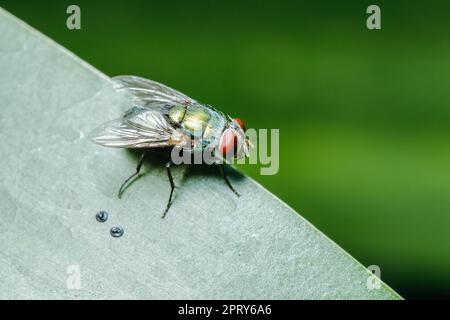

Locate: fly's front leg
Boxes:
[162,160,176,219]
[219,164,240,197]
[118,151,147,198]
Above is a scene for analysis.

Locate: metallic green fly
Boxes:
[90,76,251,218]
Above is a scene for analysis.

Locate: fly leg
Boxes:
[219,164,240,197]
[162,160,176,219]
[118,151,147,198]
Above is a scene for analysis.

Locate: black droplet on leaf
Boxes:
[110,226,124,238]
[95,210,108,223]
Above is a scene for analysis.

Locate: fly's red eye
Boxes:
[219,129,238,158]
[235,118,246,131]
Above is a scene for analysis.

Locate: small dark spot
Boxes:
[95,210,109,223]
[110,226,124,238]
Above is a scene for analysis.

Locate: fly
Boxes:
[90,75,251,218]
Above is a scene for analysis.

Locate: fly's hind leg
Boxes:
[219,164,240,197]
[118,151,147,198]
[162,160,176,219]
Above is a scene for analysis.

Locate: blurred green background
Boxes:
[2,0,450,299]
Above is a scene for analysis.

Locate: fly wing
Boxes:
[89,107,188,148]
[112,75,197,107]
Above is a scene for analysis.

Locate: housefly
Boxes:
[90,76,251,218]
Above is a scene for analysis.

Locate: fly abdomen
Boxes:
[169,104,211,136]
[168,103,226,150]
[168,104,187,124]
[182,105,211,136]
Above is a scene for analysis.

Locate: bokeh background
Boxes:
[2,0,450,299]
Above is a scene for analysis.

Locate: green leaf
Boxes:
[0,7,400,299]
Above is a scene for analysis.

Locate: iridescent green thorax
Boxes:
[168,103,227,152]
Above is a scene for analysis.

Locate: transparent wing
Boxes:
[112,75,197,107]
[89,107,188,148]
